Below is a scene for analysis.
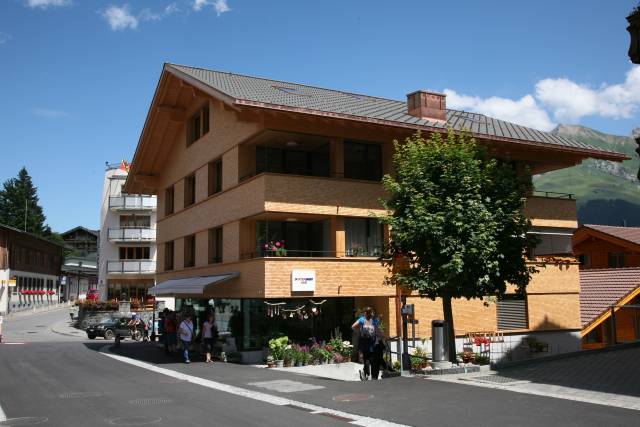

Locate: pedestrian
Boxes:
[165,311,178,354]
[178,314,194,363]
[352,307,383,380]
[202,313,218,363]
[160,308,169,354]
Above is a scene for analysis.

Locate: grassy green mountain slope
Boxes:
[533,124,640,225]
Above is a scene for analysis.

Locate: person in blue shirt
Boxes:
[352,307,383,380]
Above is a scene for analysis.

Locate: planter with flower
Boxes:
[263,240,287,257]
[266,355,275,368]
[268,336,289,368]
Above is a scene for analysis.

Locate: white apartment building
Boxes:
[98,162,157,301]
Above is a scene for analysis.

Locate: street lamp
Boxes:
[627,6,640,179]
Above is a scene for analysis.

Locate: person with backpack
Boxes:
[352,307,383,380]
[178,314,194,364]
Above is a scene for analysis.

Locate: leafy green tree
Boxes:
[0,167,52,237]
[380,131,536,362]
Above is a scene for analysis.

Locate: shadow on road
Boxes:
[492,344,640,398]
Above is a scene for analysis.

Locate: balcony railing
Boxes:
[240,247,383,260]
[108,228,156,242]
[109,195,157,211]
[107,260,155,274]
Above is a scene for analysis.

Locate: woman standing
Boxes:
[352,307,383,380]
[202,313,218,363]
[165,312,178,354]
[178,314,194,364]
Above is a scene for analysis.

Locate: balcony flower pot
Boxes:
[275,360,284,368]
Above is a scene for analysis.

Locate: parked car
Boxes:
[86,317,131,340]
[86,289,100,301]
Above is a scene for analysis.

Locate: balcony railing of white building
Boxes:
[108,195,157,211]
[107,228,156,243]
[107,260,156,274]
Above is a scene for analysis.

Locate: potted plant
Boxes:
[268,336,288,368]
[283,346,294,367]
[266,355,275,368]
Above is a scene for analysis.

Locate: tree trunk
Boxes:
[442,295,457,363]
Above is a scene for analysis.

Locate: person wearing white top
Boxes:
[202,313,217,363]
[178,315,194,364]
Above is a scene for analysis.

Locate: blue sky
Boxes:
[0,0,638,232]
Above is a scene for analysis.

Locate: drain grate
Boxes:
[107,416,162,426]
[332,393,374,402]
[59,391,105,399]
[128,398,172,406]
[472,375,522,384]
[0,417,48,426]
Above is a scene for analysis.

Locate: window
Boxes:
[119,247,150,260]
[165,186,174,216]
[497,294,528,330]
[527,227,574,258]
[345,218,383,256]
[208,158,223,196]
[184,235,196,268]
[120,215,151,228]
[184,174,196,207]
[209,227,223,264]
[255,145,329,177]
[187,104,210,146]
[164,241,174,271]
[608,252,625,268]
[344,141,382,181]
[578,254,592,268]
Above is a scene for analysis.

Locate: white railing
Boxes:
[109,195,157,210]
[108,228,156,242]
[107,260,156,274]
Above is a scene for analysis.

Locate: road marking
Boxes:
[1,342,25,345]
[100,346,410,427]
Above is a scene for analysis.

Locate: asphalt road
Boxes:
[0,310,637,427]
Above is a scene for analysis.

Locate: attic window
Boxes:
[272,86,309,96]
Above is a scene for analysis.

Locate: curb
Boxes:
[491,341,640,370]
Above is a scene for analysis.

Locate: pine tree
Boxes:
[0,167,52,237]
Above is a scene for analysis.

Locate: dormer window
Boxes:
[187,103,210,146]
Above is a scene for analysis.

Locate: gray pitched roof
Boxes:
[167,64,625,159]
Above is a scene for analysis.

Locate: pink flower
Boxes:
[264,244,269,249]
[275,241,281,247]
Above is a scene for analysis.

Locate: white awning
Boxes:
[148,273,239,297]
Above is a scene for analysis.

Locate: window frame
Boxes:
[184,235,196,268]
[186,103,210,147]
[184,174,196,207]
[208,226,223,264]
[208,158,223,196]
[165,186,174,216]
[164,241,174,271]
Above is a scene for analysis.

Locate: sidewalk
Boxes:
[50,317,86,338]
[100,341,638,426]
[6,302,72,318]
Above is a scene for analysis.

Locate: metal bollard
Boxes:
[115,334,121,347]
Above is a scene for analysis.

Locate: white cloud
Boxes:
[444,66,640,132]
[139,3,180,22]
[103,5,138,31]
[193,0,231,16]
[0,33,11,45]
[32,108,70,118]
[536,67,640,122]
[26,0,70,8]
[444,90,556,132]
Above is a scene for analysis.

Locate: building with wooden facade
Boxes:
[123,64,627,360]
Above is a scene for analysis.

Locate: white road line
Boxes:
[0,399,7,422]
[99,346,410,427]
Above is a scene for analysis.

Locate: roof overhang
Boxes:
[148,272,239,297]
[573,226,640,253]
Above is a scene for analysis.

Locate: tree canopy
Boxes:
[380,131,537,361]
[0,167,53,237]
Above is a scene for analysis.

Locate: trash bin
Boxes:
[432,320,451,369]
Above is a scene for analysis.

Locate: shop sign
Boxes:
[291,269,315,292]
